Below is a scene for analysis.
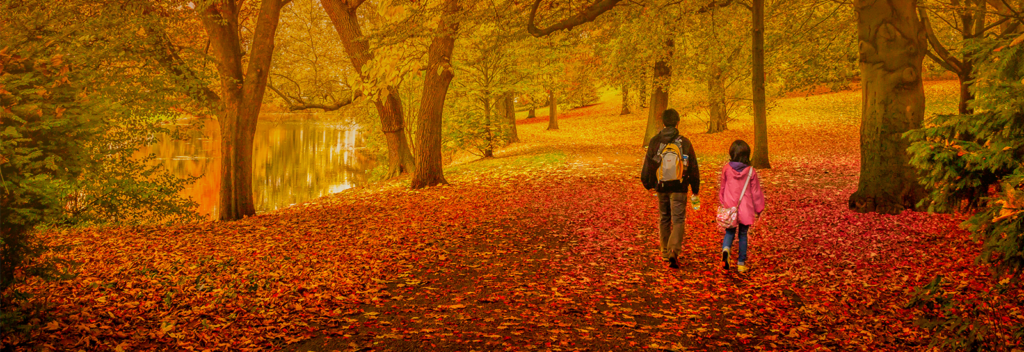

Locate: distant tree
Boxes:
[918,0,1021,114]
[320,0,417,178]
[269,0,360,112]
[500,93,519,143]
[547,89,560,130]
[644,38,673,144]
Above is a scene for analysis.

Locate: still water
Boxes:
[147,118,373,218]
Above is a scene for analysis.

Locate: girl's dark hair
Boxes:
[729,140,751,165]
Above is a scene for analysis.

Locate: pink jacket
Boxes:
[718,162,765,225]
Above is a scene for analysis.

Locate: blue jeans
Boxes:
[723,224,750,265]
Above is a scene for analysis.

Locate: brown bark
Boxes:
[850,0,927,214]
[707,64,728,133]
[643,39,673,147]
[528,107,536,119]
[411,0,459,189]
[483,96,495,157]
[503,93,519,143]
[321,0,415,178]
[527,0,623,37]
[919,2,983,115]
[198,0,286,221]
[620,84,630,115]
[547,89,559,130]
[751,0,771,169]
[957,71,974,114]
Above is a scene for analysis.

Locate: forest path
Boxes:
[16,82,983,351]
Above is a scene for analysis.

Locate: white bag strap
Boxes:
[737,167,754,205]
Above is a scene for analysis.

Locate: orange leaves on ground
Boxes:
[10,81,1017,350]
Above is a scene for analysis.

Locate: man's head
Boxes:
[662,109,680,127]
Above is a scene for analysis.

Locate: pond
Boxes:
[147,118,374,218]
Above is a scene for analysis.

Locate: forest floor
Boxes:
[9,80,1011,351]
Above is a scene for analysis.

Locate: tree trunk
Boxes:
[958,0,984,114]
[644,39,673,147]
[849,0,927,214]
[321,0,415,178]
[411,0,459,189]
[620,84,630,115]
[707,64,728,133]
[483,96,494,157]
[377,88,417,177]
[547,89,559,130]
[638,79,648,108]
[199,0,285,221]
[957,70,974,115]
[504,93,519,143]
[751,0,771,169]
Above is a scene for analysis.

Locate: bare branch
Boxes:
[696,0,735,13]
[527,0,623,37]
[919,8,965,74]
[140,4,221,108]
[925,48,960,73]
[347,0,366,9]
[267,80,363,112]
[983,16,1012,32]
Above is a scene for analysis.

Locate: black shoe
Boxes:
[668,257,679,269]
[722,248,730,270]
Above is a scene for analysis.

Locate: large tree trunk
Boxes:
[321,0,415,178]
[411,0,459,189]
[199,0,285,221]
[620,84,630,115]
[850,0,927,214]
[502,93,519,143]
[547,89,559,130]
[707,64,728,133]
[644,39,674,147]
[751,0,771,169]
[528,106,536,119]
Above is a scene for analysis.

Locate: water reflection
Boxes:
[146,118,372,218]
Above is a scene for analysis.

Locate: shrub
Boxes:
[905,34,1024,350]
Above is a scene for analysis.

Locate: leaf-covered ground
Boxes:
[7,81,1019,351]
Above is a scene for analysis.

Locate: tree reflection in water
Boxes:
[144,118,372,218]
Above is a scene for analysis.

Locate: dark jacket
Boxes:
[641,127,700,194]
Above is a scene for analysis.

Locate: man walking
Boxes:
[641,109,701,269]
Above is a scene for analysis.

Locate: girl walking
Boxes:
[718,140,765,273]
